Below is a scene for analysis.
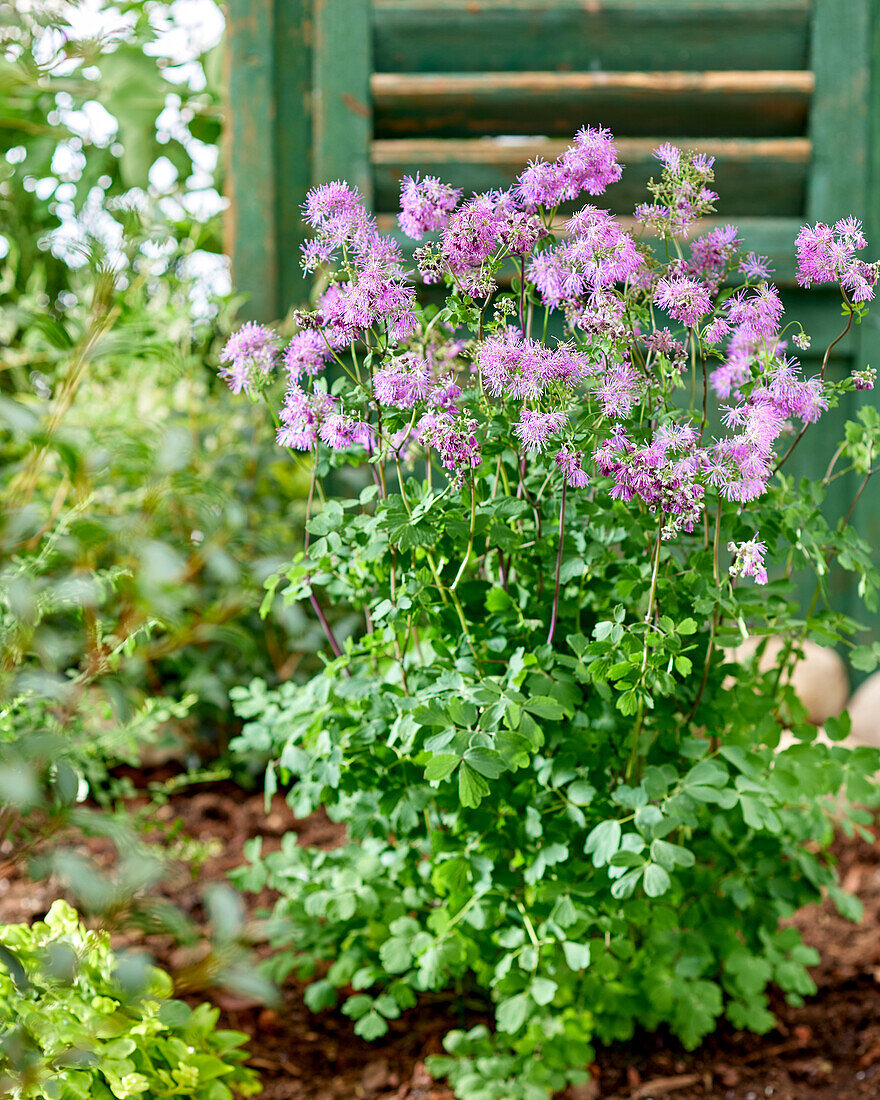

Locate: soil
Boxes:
[5,772,880,1100]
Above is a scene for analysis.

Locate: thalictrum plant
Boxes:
[226,128,880,1099]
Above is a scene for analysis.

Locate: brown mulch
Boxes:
[4,772,880,1100]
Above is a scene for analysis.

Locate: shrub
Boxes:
[0,900,261,1099]
[227,131,880,1098]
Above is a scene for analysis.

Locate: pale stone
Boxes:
[726,635,849,726]
[848,670,880,748]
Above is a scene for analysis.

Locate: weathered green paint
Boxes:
[226,0,313,320]
[227,0,280,321]
[314,0,372,198]
[373,71,812,140]
[275,0,314,315]
[372,1,811,74]
[808,0,880,635]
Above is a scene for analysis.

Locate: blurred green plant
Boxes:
[0,0,286,1034]
[0,0,225,338]
[0,900,262,1099]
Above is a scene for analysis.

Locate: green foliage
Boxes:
[232,617,875,1095]
[0,901,261,1099]
[0,0,224,326]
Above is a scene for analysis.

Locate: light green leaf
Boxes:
[584,819,621,868]
[562,941,591,971]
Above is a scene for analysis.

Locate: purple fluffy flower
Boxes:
[517,126,622,213]
[316,235,418,348]
[374,356,432,409]
[319,413,373,450]
[558,125,623,198]
[724,283,784,339]
[796,218,878,301]
[219,323,277,394]
[653,276,712,326]
[653,143,682,173]
[637,146,718,237]
[514,409,568,453]
[594,361,643,419]
[555,446,590,488]
[687,224,740,293]
[702,317,730,345]
[728,535,768,585]
[398,174,462,240]
[419,413,482,478]
[300,181,374,269]
[529,207,644,309]
[516,158,568,210]
[283,330,330,381]
[276,387,336,451]
[739,252,774,280]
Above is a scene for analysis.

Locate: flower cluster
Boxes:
[220,127,874,583]
[300,182,419,347]
[284,330,331,382]
[275,387,336,451]
[636,145,718,237]
[796,218,879,301]
[529,206,645,310]
[398,174,462,240]
[219,323,277,394]
[476,332,589,400]
[515,125,622,209]
[728,535,769,585]
[594,425,705,539]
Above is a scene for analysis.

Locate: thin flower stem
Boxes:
[450,585,482,672]
[547,480,567,646]
[451,476,477,590]
[625,523,663,781]
[823,442,847,485]
[841,463,878,529]
[775,301,855,473]
[698,337,708,445]
[518,257,526,334]
[261,394,349,670]
[686,501,724,729]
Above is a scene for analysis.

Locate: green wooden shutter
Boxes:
[227,1,880,315]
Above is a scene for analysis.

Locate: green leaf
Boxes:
[425,754,460,781]
[584,819,621,868]
[496,992,530,1033]
[567,780,596,806]
[458,762,490,808]
[530,977,558,1006]
[304,979,337,1011]
[525,696,566,719]
[828,885,864,922]
[379,937,413,974]
[307,501,344,535]
[851,645,879,672]
[354,1011,389,1040]
[463,746,506,779]
[342,994,373,1020]
[643,864,671,897]
[678,618,698,634]
[650,839,695,869]
[562,942,591,971]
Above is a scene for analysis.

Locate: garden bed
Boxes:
[3,773,880,1100]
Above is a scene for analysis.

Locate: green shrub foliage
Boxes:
[227,135,880,1097]
[0,901,261,1099]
